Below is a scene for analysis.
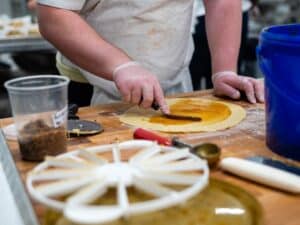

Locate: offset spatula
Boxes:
[163,113,202,121]
[151,102,202,121]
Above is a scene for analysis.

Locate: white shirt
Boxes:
[38,0,194,105]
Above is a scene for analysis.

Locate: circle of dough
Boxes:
[119,98,246,132]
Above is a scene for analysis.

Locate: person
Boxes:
[23,0,94,107]
[190,0,257,90]
[36,0,264,114]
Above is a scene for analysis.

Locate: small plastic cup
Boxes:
[5,75,70,161]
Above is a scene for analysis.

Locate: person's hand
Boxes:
[27,0,37,11]
[212,71,264,104]
[113,61,169,114]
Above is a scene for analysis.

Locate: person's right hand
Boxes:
[113,62,169,114]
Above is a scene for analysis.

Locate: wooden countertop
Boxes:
[0,90,299,225]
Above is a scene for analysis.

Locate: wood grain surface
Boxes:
[0,90,299,225]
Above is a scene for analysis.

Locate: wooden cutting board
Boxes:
[0,90,299,225]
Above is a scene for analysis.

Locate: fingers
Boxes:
[238,77,265,103]
[241,77,256,104]
[249,78,265,103]
[113,62,167,110]
[139,85,154,108]
[213,73,265,104]
[213,75,241,99]
[116,83,132,103]
[131,87,142,104]
[153,83,169,114]
[214,81,240,99]
[139,80,169,115]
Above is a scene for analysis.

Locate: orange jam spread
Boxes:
[149,99,231,125]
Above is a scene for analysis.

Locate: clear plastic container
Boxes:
[5,75,70,161]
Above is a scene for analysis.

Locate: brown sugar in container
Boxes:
[18,119,67,161]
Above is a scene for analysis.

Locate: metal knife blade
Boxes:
[151,102,202,121]
[163,113,202,121]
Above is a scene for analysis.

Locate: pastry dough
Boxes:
[119,98,246,132]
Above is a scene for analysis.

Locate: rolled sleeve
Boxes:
[37,0,86,10]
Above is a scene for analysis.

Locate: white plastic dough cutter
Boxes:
[27,140,209,224]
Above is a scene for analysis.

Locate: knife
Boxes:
[220,157,300,193]
[151,102,201,121]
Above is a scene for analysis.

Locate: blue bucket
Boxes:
[257,24,300,161]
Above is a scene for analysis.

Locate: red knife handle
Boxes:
[133,128,172,146]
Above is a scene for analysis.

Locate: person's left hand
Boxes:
[212,71,264,104]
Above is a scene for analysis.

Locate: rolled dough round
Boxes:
[119,98,246,133]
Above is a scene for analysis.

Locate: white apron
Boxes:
[58,0,194,105]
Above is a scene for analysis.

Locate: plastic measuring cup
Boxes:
[5,75,70,161]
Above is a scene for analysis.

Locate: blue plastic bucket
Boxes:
[257,24,300,161]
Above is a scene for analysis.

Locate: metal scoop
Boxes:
[134,128,221,167]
